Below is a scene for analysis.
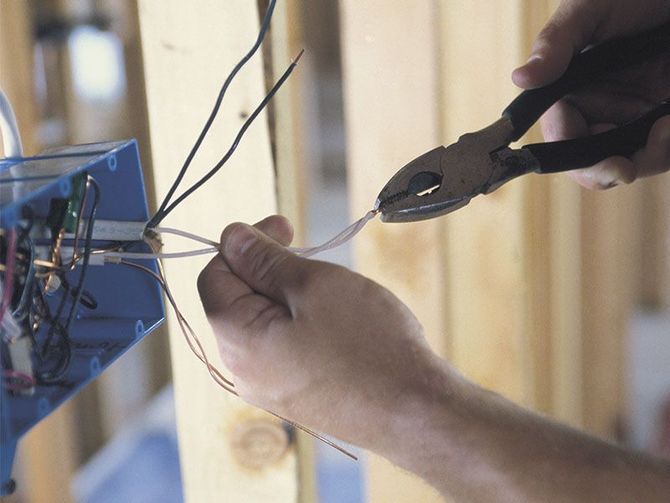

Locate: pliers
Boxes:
[376,21,670,223]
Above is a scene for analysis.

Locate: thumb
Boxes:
[512,4,597,89]
[221,222,308,306]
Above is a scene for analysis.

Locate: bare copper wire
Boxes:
[65,176,92,270]
[118,259,235,391]
[118,258,357,460]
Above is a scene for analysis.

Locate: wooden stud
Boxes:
[1,3,80,502]
[580,184,642,439]
[340,1,447,501]
[0,0,37,155]
[342,0,644,499]
[270,0,308,248]
[639,174,670,310]
[438,0,539,409]
[89,0,173,445]
[268,2,317,501]
[138,1,299,500]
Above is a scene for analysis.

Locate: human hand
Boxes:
[198,217,670,501]
[197,215,454,452]
[512,0,670,189]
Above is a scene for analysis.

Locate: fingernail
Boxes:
[225,224,257,258]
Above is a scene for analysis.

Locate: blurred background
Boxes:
[1,1,669,502]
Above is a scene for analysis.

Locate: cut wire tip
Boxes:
[292,48,305,65]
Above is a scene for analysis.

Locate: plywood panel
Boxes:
[138,1,298,501]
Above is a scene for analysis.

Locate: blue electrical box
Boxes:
[0,140,165,495]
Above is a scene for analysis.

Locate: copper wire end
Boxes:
[292,48,305,65]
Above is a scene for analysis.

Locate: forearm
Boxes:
[374,356,670,502]
[201,220,670,500]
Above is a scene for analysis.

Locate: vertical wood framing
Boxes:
[640,174,670,309]
[1,3,80,502]
[138,2,298,501]
[271,0,308,248]
[0,1,37,155]
[268,3,316,501]
[91,0,173,445]
[548,177,584,426]
[439,1,538,407]
[340,2,446,501]
[580,184,643,438]
[343,0,644,500]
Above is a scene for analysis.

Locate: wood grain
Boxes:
[138,1,298,500]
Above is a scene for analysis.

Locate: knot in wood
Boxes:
[230,418,289,469]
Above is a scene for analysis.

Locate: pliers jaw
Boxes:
[374,145,470,223]
[375,118,533,223]
[376,22,670,223]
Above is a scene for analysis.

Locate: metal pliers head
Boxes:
[375,118,534,222]
[376,20,670,223]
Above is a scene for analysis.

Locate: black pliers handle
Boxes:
[376,21,670,223]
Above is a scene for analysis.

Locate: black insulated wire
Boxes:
[153,52,303,224]
[147,0,277,229]
[39,176,100,384]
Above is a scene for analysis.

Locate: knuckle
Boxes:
[242,303,288,334]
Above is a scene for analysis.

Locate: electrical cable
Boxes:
[148,0,277,228]
[65,176,99,331]
[153,227,219,248]
[0,229,17,324]
[148,50,304,227]
[289,210,378,258]
[66,175,92,270]
[13,215,36,313]
[29,276,52,343]
[36,279,70,382]
[103,247,218,261]
[104,208,375,262]
[0,89,23,158]
[119,259,235,392]
[12,231,37,323]
[119,258,356,460]
[129,210,379,262]
[38,175,100,383]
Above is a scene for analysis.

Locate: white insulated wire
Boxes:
[101,210,378,263]
[153,226,219,248]
[139,210,378,261]
[289,210,378,258]
[0,279,22,343]
[0,89,23,158]
[103,247,218,262]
